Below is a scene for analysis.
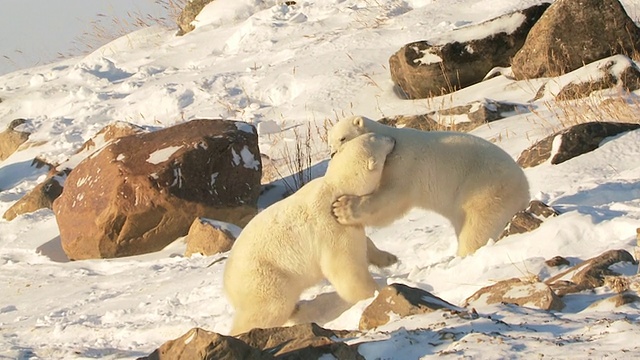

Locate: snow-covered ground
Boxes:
[1,0,640,358]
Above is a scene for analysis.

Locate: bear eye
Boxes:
[339,137,346,142]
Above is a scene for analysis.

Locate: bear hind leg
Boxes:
[454,189,527,257]
[229,272,300,335]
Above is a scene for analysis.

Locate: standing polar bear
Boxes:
[329,116,530,257]
[224,133,397,335]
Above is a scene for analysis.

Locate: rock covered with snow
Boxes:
[465,277,565,311]
[184,217,241,257]
[545,249,637,296]
[517,121,640,168]
[388,3,549,99]
[534,55,640,100]
[379,99,528,132]
[53,119,261,260]
[512,0,640,79]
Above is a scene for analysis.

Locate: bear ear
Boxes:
[353,116,364,129]
[367,157,378,171]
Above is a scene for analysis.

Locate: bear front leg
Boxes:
[366,236,397,267]
[333,185,412,227]
[322,244,379,304]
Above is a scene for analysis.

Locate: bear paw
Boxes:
[369,250,398,268]
[332,195,363,225]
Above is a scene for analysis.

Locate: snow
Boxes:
[1,0,640,359]
[146,146,183,165]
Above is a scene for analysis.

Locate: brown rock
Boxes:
[545,256,570,267]
[465,277,565,311]
[359,283,464,331]
[512,0,640,79]
[140,327,264,360]
[3,172,66,221]
[546,249,637,296]
[185,218,240,257]
[54,119,261,260]
[389,4,549,98]
[499,200,558,239]
[517,122,640,168]
[0,119,30,161]
[141,324,363,360]
[237,323,361,359]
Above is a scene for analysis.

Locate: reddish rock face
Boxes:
[54,119,261,260]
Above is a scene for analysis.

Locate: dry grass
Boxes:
[261,118,331,195]
[73,0,186,54]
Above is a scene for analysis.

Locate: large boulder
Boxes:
[389,4,549,98]
[54,119,261,260]
[2,121,144,221]
[512,0,640,79]
[517,121,640,168]
[0,119,30,161]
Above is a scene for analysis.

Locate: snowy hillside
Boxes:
[1,0,640,358]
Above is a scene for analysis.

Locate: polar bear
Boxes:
[328,116,530,257]
[224,133,397,335]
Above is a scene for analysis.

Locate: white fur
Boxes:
[224,133,396,335]
[328,116,530,257]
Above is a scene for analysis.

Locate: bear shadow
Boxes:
[290,278,389,325]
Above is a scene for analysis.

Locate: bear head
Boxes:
[328,116,372,157]
[325,133,395,196]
